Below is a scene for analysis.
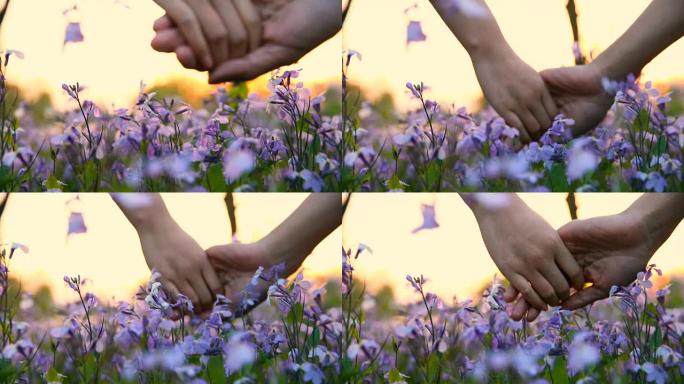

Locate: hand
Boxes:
[472,196,584,310]
[471,47,558,143]
[540,64,614,137]
[206,240,303,316]
[137,217,222,313]
[504,211,652,321]
[152,0,262,70]
[151,0,342,83]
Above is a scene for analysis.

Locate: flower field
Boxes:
[1,241,682,383]
[1,50,682,192]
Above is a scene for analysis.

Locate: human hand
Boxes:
[152,0,262,70]
[472,196,584,311]
[504,210,653,321]
[540,64,614,137]
[136,216,222,314]
[206,239,303,316]
[151,0,342,83]
[471,47,558,143]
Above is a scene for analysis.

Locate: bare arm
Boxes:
[429,0,558,141]
[593,0,684,81]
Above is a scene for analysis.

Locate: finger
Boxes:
[232,0,262,51]
[153,15,175,31]
[529,104,551,139]
[155,0,213,68]
[176,281,200,312]
[562,286,608,311]
[538,261,571,302]
[541,90,560,122]
[162,279,181,300]
[202,264,223,297]
[518,108,541,141]
[528,270,560,307]
[190,275,214,312]
[209,45,294,83]
[502,111,531,144]
[176,45,201,70]
[526,307,541,322]
[211,0,247,59]
[554,244,585,291]
[194,0,230,64]
[508,274,547,311]
[504,285,518,303]
[511,297,529,321]
[151,29,186,53]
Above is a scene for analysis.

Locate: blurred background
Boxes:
[0,0,340,111]
[343,0,684,112]
[0,193,340,305]
[343,193,684,304]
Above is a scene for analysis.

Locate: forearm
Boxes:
[623,193,684,254]
[261,193,342,270]
[430,0,512,59]
[112,193,174,232]
[592,0,684,81]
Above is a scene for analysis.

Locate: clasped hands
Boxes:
[150,0,341,83]
[471,195,655,322]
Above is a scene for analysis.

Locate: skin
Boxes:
[430,0,558,142]
[117,193,341,316]
[541,0,684,137]
[152,0,262,70]
[462,194,584,311]
[506,194,684,322]
[113,194,222,313]
[151,0,342,83]
[207,193,342,316]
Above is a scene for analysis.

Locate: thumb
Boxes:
[503,285,518,303]
[561,286,608,310]
[208,45,299,84]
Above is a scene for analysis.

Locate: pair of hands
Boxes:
[138,217,279,315]
[151,0,341,83]
[474,47,613,141]
[475,197,653,322]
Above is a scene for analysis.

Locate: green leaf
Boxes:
[205,164,228,192]
[205,355,227,383]
[548,163,570,191]
[46,367,63,383]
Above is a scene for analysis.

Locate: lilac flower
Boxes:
[411,204,439,233]
[64,22,84,46]
[641,362,668,384]
[68,212,88,235]
[406,21,427,45]
[301,362,324,384]
[223,334,256,374]
[645,172,667,192]
[299,170,324,192]
[224,150,256,183]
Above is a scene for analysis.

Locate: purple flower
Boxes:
[299,170,324,192]
[223,334,256,374]
[412,204,439,233]
[567,341,600,376]
[68,212,88,235]
[64,22,84,46]
[301,362,324,384]
[406,21,427,45]
[223,150,256,183]
[645,172,667,192]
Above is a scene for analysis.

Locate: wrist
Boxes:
[467,37,514,62]
[258,232,308,275]
[131,209,176,234]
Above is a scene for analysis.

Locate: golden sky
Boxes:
[0,193,340,304]
[343,193,684,303]
[343,0,684,110]
[1,0,340,110]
